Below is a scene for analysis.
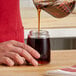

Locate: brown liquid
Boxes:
[37,9,41,33]
[27,37,50,65]
[35,1,75,18]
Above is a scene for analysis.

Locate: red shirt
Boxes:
[0,0,24,42]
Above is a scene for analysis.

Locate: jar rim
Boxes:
[30,30,49,35]
[28,30,49,38]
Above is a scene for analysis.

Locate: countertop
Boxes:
[0,50,76,76]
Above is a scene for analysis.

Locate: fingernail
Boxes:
[36,54,40,59]
[9,62,14,67]
[34,61,38,66]
[19,59,24,64]
[32,60,38,66]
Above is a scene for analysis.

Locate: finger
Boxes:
[5,52,24,65]
[11,41,40,59]
[0,57,14,66]
[22,44,40,59]
[12,47,38,66]
[22,57,26,64]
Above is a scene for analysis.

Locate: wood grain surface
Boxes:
[0,50,76,76]
[20,8,76,29]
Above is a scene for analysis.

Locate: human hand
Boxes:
[0,40,40,66]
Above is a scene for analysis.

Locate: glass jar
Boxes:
[27,30,51,65]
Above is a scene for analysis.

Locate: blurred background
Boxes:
[20,0,76,50]
[20,0,34,7]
